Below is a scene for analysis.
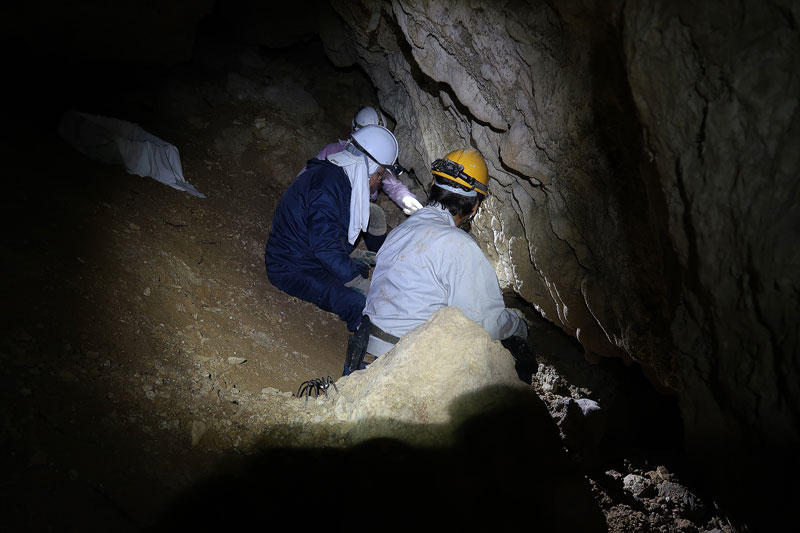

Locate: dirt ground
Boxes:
[1,38,741,531]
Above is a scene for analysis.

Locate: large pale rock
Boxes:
[332,306,525,444]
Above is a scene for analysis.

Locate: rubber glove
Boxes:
[510,308,529,339]
[350,250,376,267]
[401,195,423,215]
[352,260,370,279]
[345,274,371,296]
[512,316,528,339]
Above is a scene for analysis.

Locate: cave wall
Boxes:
[318,0,800,485]
[622,0,799,459]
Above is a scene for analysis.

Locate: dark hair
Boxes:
[426,176,482,218]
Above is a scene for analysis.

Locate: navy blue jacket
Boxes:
[265,158,363,282]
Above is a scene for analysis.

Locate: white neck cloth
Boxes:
[326,149,372,244]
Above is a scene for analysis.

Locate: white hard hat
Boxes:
[350,125,398,167]
[352,106,387,132]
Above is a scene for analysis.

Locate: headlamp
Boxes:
[388,163,408,178]
[431,158,488,195]
[431,158,463,179]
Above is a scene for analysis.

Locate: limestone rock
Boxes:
[332,306,525,445]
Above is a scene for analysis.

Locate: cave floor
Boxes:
[1,38,738,532]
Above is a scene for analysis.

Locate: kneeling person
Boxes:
[361,149,533,379]
[265,125,399,332]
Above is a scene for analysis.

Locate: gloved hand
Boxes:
[352,260,370,279]
[508,309,529,338]
[401,195,423,215]
[345,274,371,296]
[350,250,376,267]
[511,315,528,339]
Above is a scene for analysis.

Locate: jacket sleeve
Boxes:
[446,238,520,340]
[380,174,415,206]
[306,174,362,283]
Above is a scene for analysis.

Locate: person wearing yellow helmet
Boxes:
[342,148,536,382]
[430,147,490,198]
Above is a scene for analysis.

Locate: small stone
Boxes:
[143,287,151,297]
[623,473,652,498]
[191,420,207,446]
[659,481,703,512]
[656,465,672,481]
[227,357,247,365]
[575,398,601,415]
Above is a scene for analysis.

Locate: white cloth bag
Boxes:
[58,110,205,198]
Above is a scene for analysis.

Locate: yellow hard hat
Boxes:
[431,148,489,196]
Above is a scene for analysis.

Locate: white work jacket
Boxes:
[364,205,520,356]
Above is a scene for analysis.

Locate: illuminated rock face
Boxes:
[321,0,799,486]
[321,0,676,371]
[332,306,526,444]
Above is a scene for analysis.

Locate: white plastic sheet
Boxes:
[58,110,205,198]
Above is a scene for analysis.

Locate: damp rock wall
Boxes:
[319,0,800,494]
[622,0,799,482]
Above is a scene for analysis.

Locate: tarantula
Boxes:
[296,375,338,401]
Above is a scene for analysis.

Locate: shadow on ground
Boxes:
[154,387,607,531]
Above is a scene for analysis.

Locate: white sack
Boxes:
[58,110,205,198]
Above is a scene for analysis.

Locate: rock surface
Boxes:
[319,1,799,525]
[332,306,524,443]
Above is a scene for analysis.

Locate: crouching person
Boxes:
[345,148,535,381]
[264,125,399,332]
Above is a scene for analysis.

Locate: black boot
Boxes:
[501,336,538,384]
[343,315,371,376]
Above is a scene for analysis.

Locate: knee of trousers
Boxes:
[367,203,387,236]
[267,270,365,330]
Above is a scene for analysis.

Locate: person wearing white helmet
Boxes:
[300,106,423,251]
[265,125,399,332]
[351,105,388,131]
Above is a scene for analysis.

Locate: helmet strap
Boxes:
[346,141,379,175]
[433,180,478,197]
